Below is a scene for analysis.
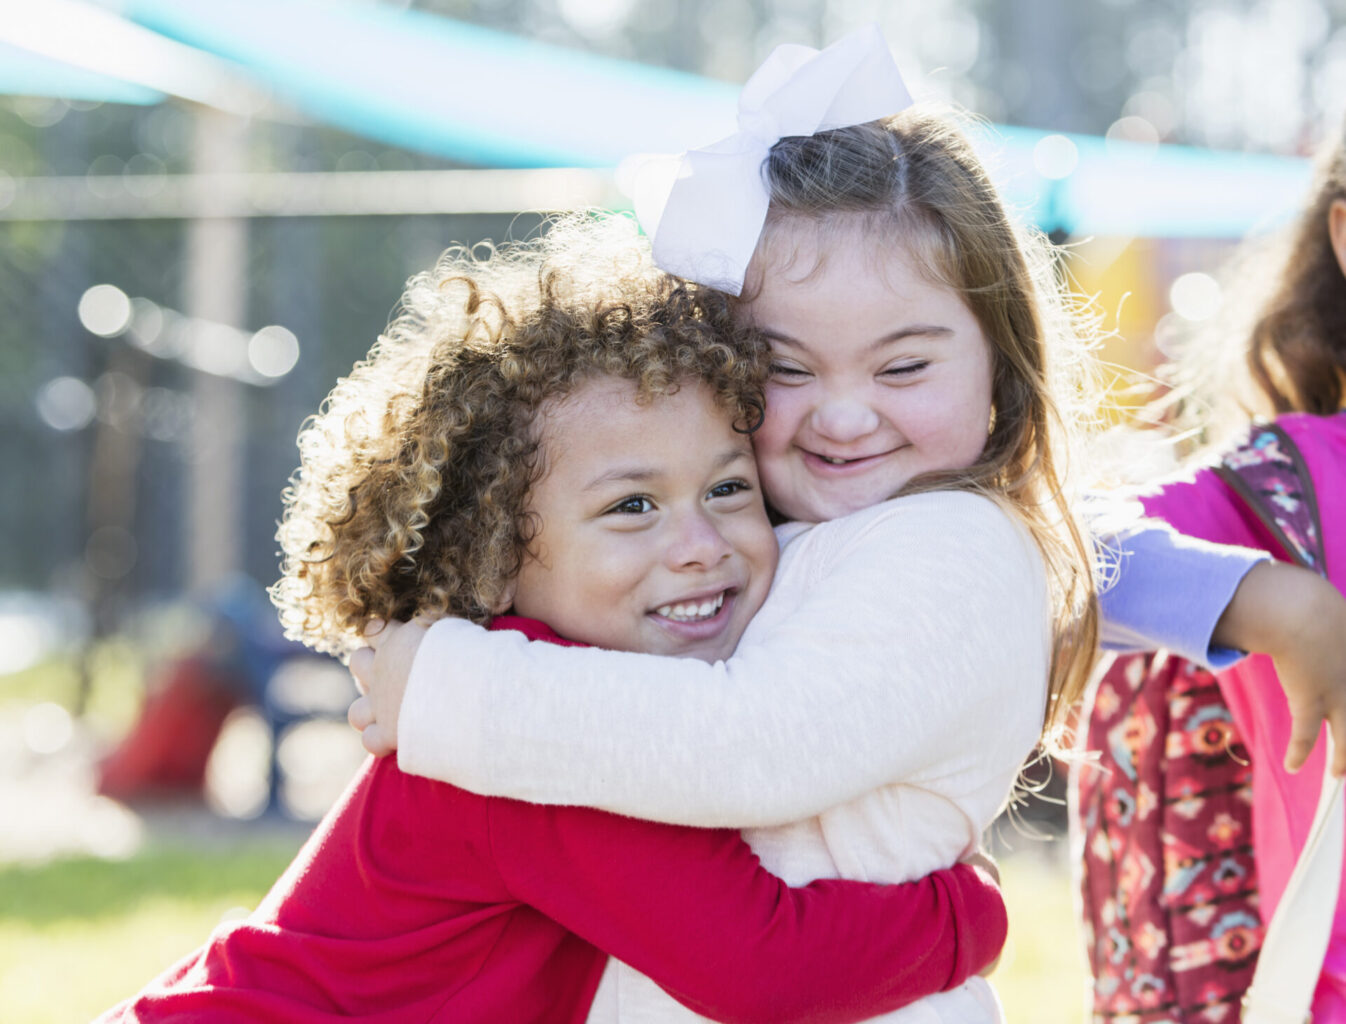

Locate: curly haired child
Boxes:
[94,214,1007,1024]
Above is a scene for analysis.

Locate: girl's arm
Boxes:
[380,492,1048,826]
[1095,516,1266,667]
[494,798,1006,1023]
[1133,467,1346,775]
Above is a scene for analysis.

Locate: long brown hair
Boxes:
[1246,118,1346,415]
[748,109,1102,746]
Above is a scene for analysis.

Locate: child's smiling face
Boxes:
[744,221,995,524]
[505,377,777,663]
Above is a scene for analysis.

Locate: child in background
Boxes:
[97,216,1007,1024]
[1101,116,1346,1020]
[349,29,1346,1024]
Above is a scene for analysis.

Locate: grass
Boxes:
[1,642,146,743]
[998,843,1090,1022]
[0,835,1089,1024]
[0,841,305,1024]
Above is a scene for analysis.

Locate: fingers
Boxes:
[363,618,387,649]
[1283,697,1324,775]
[349,647,375,695]
[961,849,1001,886]
[361,722,397,758]
[1329,701,1346,777]
[348,694,374,731]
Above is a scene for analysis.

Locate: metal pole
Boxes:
[184,106,248,594]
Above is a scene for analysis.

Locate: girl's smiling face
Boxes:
[506,377,777,663]
[743,222,995,523]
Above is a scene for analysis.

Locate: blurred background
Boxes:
[1,0,1343,1020]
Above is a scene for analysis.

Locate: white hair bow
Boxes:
[630,24,913,295]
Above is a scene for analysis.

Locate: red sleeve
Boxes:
[487,798,1005,1024]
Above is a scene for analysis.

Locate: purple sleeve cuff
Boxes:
[1097,520,1267,669]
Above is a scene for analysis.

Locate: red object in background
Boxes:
[96,656,242,801]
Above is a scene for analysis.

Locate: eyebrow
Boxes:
[582,446,753,492]
[761,325,953,353]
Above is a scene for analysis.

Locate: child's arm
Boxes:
[1091,501,1346,774]
[1124,461,1346,776]
[356,492,1048,827]
[1209,559,1346,774]
[1095,516,1266,667]
[494,798,1006,1022]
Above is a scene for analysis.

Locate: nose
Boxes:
[811,394,880,443]
[666,507,733,570]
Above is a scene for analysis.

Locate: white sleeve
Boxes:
[398,491,1050,827]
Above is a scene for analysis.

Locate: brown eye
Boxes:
[707,480,751,500]
[607,496,654,515]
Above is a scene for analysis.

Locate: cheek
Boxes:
[900,387,991,464]
[754,389,802,459]
[750,429,791,503]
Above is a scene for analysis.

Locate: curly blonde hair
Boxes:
[273,214,768,656]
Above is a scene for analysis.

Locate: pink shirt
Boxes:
[1137,411,1346,1018]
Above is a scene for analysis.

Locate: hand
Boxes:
[959,849,1002,976]
[347,617,430,758]
[960,848,1000,887]
[1213,561,1346,776]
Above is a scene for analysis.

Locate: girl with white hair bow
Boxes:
[348,25,1346,1024]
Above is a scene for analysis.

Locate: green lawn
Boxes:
[0,836,1089,1024]
[997,844,1090,1023]
[0,841,306,1023]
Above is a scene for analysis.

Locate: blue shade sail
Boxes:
[6,0,1315,237]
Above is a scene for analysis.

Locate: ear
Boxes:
[1329,198,1346,280]
[489,578,516,615]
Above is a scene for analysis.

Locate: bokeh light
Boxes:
[1105,115,1160,153]
[188,321,250,378]
[126,296,167,352]
[205,707,272,820]
[77,284,132,337]
[36,376,97,432]
[247,325,300,379]
[1033,134,1079,180]
[22,702,73,755]
[558,0,636,38]
[1169,271,1222,321]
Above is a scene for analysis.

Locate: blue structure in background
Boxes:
[0,0,1313,239]
[0,40,163,104]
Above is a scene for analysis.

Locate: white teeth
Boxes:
[821,455,848,464]
[656,592,726,622]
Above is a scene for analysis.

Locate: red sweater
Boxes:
[98,617,1007,1024]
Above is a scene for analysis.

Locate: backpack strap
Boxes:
[1213,421,1327,578]
[1213,420,1341,1024]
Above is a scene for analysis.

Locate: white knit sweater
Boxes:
[400,491,1051,1023]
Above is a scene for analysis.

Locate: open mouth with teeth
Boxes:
[806,448,894,469]
[654,590,727,623]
